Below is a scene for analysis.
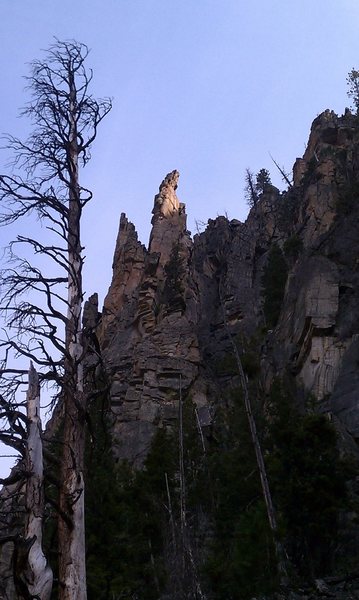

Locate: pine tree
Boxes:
[347,68,359,114]
[256,168,272,194]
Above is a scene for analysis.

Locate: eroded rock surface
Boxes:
[99,171,201,465]
[98,111,359,467]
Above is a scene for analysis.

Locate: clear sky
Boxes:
[0,1,359,475]
[1,0,359,304]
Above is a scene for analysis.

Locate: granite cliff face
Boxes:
[92,110,359,469]
[96,173,275,466]
[94,170,202,465]
[272,110,359,438]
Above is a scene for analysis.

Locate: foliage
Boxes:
[245,168,273,207]
[82,380,356,598]
[205,390,278,599]
[164,396,209,598]
[84,394,209,599]
[276,188,300,231]
[256,168,272,194]
[180,397,209,508]
[237,333,262,379]
[261,243,288,328]
[85,404,176,599]
[213,333,262,388]
[319,145,348,168]
[300,156,321,188]
[239,350,260,379]
[214,353,238,377]
[347,68,359,114]
[266,380,351,576]
[163,242,186,310]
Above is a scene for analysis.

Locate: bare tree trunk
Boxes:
[58,69,87,600]
[165,471,176,552]
[245,168,258,207]
[58,397,86,600]
[269,153,293,188]
[25,362,53,599]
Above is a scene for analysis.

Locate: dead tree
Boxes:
[0,39,112,600]
[244,168,258,207]
[269,153,293,188]
[0,364,52,599]
[23,363,53,599]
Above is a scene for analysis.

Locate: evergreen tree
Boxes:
[85,414,176,599]
[163,242,186,311]
[205,391,278,599]
[267,380,351,576]
[347,68,359,114]
[256,168,272,194]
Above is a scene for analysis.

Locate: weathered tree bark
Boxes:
[58,66,87,600]
[245,168,258,207]
[269,153,293,188]
[58,396,86,600]
[24,362,53,599]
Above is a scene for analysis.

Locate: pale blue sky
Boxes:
[1,0,359,305]
[0,1,359,476]
[0,0,359,480]
[0,0,359,473]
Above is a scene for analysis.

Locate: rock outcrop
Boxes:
[97,110,359,468]
[98,174,290,465]
[269,110,359,439]
[98,170,202,465]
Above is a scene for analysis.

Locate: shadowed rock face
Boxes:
[267,111,359,441]
[97,111,359,466]
[98,168,277,465]
[98,170,200,466]
[275,255,343,399]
